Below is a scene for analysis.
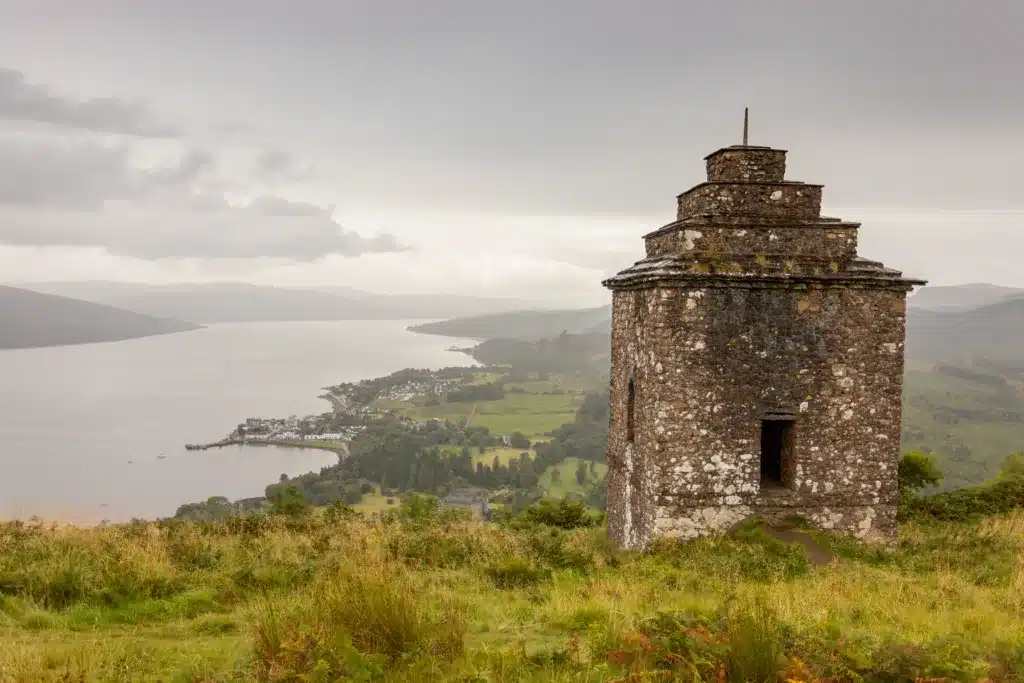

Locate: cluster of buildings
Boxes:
[234,416,363,444]
[377,378,459,402]
[323,374,462,407]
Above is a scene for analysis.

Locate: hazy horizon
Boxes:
[1,1,1021,308]
[0,319,475,521]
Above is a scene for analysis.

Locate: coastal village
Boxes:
[185,370,473,451]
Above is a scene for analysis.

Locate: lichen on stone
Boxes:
[602,139,925,550]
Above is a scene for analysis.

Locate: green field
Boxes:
[351,491,399,515]
[902,367,1024,488]
[471,446,532,466]
[537,457,608,498]
[374,373,589,439]
[279,440,349,454]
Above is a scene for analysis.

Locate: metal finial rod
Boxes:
[742,107,749,146]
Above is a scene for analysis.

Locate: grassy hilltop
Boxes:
[5,287,1024,681]
[1,502,1024,682]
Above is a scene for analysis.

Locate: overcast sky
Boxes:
[0,0,1020,307]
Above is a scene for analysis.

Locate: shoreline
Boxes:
[185,438,349,459]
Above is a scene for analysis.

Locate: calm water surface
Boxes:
[0,321,474,522]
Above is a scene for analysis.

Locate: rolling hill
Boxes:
[906,295,1024,365]
[907,283,1024,311]
[408,306,612,341]
[414,284,1024,488]
[0,286,200,350]
[13,282,538,323]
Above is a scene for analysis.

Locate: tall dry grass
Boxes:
[0,510,1022,681]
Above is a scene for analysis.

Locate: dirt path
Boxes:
[761,523,836,567]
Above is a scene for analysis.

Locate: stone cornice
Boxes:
[675,179,820,200]
[602,255,927,291]
[643,216,861,240]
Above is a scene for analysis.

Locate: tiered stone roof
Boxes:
[603,142,925,291]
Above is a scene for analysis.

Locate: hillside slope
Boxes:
[0,286,200,350]
[907,283,1024,311]
[409,306,612,341]
[417,294,1024,487]
[906,296,1024,364]
[0,510,1020,681]
[15,282,535,323]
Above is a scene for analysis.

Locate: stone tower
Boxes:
[602,124,925,549]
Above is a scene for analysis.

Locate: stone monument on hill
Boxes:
[602,113,925,549]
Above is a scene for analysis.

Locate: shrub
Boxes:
[386,527,481,569]
[268,485,309,517]
[224,513,273,537]
[521,499,599,530]
[246,565,465,680]
[603,610,723,679]
[525,529,598,573]
[898,451,943,494]
[906,477,1024,522]
[724,598,786,683]
[485,558,551,589]
[324,500,360,523]
[998,452,1024,479]
[400,494,440,522]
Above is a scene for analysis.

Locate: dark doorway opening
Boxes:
[626,379,636,443]
[760,417,795,488]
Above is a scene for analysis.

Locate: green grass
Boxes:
[464,371,507,386]
[279,439,349,453]
[351,491,400,515]
[1,511,1023,681]
[537,457,608,498]
[902,367,1024,489]
[373,373,587,438]
[472,447,532,466]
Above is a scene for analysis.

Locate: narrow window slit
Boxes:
[626,379,636,443]
[760,416,795,489]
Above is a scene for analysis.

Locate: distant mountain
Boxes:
[13,282,537,324]
[314,287,543,319]
[411,287,1024,364]
[907,283,1024,311]
[408,306,612,341]
[902,360,1024,489]
[906,296,1024,364]
[414,292,1024,489]
[0,286,200,350]
[468,331,611,376]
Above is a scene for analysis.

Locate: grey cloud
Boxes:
[251,149,314,185]
[252,196,332,217]
[0,68,178,137]
[0,1,1020,218]
[0,135,407,261]
[0,199,409,261]
[254,149,292,176]
[147,148,216,186]
[0,137,211,209]
[0,138,138,208]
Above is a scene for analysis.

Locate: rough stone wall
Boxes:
[705,148,787,182]
[609,282,909,548]
[606,141,922,548]
[606,289,660,550]
[677,183,823,220]
[644,222,858,263]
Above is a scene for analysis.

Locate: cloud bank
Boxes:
[0,71,407,261]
